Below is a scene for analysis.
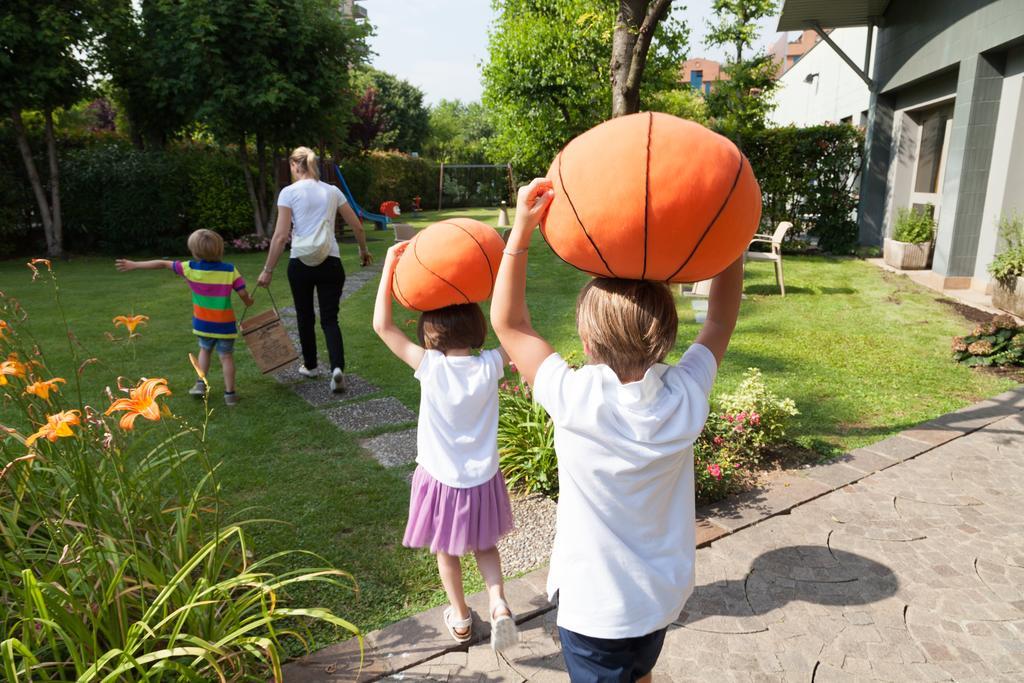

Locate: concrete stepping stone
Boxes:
[291,373,380,406]
[326,397,415,432]
[360,428,417,468]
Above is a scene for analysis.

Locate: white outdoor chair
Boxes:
[745,221,793,296]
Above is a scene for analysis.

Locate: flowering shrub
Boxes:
[0,262,357,679]
[498,375,557,497]
[231,233,271,252]
[952,315,1024,367]
[497,364,798,505]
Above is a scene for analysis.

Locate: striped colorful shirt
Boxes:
[172,260,246,339]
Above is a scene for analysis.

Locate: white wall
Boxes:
[769,28,872,127]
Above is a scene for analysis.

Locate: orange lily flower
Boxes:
[105,378,172,430]
[113,314,149,336]
[25,377,66,401]
[0,354,27,386]
[25,410,81,446]
[0,320,10,340]
[26,258,52,280]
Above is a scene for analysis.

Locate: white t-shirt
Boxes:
[414,349,505,488]
[533,343,718,639]
[277,179,346,260]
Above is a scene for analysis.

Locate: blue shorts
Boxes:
[197,336,235,355]
[558,626,667,683]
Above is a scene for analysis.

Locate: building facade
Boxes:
[680,58,727,94]
[780,0,1024,293]
[769,27,871,127]
[770,29,822,75]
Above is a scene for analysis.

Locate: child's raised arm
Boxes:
[115,259,173,272]
[694,256,744,366]
[372,243,425,370]
[490,178,556,387]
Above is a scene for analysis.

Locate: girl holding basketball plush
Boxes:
[372,229,518,652]
[491,113,756,681]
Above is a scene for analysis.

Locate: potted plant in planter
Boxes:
[884,205,935,269]
[989,212,1024,317]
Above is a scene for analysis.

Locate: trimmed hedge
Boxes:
[744,124,864,254]
[338,152,436,212]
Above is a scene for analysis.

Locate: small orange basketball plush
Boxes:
[392,218,504,311]
[542,112,762,283]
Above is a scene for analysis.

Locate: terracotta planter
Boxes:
[884,238,931,270]
[992,276,1024,317]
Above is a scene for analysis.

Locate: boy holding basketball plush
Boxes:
[491,177,744,681]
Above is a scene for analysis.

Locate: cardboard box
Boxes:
[240,308,298,374]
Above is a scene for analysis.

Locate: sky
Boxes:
[364,0,783,106]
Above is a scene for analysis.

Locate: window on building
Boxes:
[690,70,703,89]
[913,104,955,194]
[841,115,853,124]
[792,54,801,65]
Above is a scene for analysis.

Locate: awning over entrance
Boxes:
[777,0,891,32]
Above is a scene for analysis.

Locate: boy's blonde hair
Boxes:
[289,146,320,181]
[187,229,224,261]
[576,278,678,382]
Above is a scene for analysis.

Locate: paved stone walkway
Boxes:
[272,261,420,469]
[377,394,1024,682]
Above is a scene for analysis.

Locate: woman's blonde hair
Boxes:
[187,229,224,262]
[576,278,678,382]
[289,146,320,181]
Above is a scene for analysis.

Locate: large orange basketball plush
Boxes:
[542,112,762,283]
[392,218,504,311]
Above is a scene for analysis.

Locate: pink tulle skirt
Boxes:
[403,465,514,556]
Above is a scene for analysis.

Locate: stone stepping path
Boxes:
[326,397,416,433]
[269,263,420,469]
[360,429,418,468]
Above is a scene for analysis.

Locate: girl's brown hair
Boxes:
[417,304,487,352]
[576,278,678,382]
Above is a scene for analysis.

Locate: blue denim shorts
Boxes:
[197,336,235,355]
[558,625,667,683]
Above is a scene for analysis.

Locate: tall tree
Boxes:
[423,100,495,164]
[482,0,688,176]
[95,0,206,149]
[610,0,680,117]
[198,0,368,235]
[704,0,778,144]
[348,68,429,153]
[1,0,96,257]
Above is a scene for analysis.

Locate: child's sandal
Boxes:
[489,598,518,652]
[443,607,473,644]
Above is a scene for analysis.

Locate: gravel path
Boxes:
[498,493,557,576]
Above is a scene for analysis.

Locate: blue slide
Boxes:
[332,163,390,230]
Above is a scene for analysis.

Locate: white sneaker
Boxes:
[330,368,345,393]
[298,364,319,378]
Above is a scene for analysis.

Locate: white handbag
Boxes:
[291,191,337,267]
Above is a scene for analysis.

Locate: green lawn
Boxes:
[1,208,1014,652]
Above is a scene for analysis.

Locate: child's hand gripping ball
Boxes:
[542,112,762,283]
[391,218,505,312]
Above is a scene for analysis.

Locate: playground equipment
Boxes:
[329,163,391,230]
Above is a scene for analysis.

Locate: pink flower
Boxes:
[707,463,722,480]
[749,413,761,425]
[511,385,519,393]
[733,424,745,433]
[712,435,724,447]
[723,414,734,422]
[737,412,747,422]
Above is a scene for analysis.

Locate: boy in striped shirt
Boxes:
[116,229,254,406]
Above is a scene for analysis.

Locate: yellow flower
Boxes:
[25,377,66,402]
[113,314,149,336]
[105,378,172,430]
[25,410,81,446]
[0,354,27,386]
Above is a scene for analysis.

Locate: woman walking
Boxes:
[258,146,373,392]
